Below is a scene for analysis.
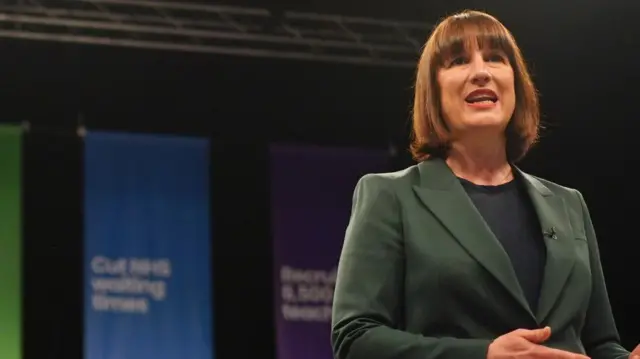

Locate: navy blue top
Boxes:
[459,174,547,313]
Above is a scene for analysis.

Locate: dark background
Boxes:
[7,0,640,358]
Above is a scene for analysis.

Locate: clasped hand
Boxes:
[630,343,640,359]
[489,327,640,359]
[488,327,587,359]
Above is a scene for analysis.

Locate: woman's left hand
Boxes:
[630,344,640,359]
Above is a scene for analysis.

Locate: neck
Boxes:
[445,135,512,186]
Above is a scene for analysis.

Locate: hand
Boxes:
[488,326,590,359]
[630,344,640,359]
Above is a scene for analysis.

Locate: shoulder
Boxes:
[355,164,421,194]
[350,165,420,212]
[526,173,580,195]
[345,166,422,230]
[521,172,588,215]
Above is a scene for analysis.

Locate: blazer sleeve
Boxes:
[575,190,630,359]
[331,174,491,359]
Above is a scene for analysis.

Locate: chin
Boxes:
[462,116,508,128]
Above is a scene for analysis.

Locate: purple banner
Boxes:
[270,144,390,359]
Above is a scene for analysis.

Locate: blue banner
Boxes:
[84,131,213,359]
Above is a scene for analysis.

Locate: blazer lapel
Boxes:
[516,169,576,324]
[412,159,535,320]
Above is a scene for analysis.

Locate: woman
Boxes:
[330,10,638,359]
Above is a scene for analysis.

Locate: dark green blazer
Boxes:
[331,158,629,359]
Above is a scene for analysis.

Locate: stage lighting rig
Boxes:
[0,0,429,67]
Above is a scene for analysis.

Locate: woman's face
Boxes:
[437,43,515,139]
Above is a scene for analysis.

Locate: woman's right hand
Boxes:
[487,327,590,359]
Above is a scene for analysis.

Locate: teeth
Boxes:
[467,99,495,105]
[466,92,497,103]
[467,97,495,103]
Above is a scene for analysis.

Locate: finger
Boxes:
[513,326,551,343]
[537,346,589,359]
[571,354,590,359]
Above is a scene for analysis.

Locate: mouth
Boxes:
[464,89,498,105]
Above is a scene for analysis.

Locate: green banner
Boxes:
[0,125,22,359]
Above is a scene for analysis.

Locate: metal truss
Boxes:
[0,0,429,68]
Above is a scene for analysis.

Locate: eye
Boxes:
[448,56,468,67]
[486,53,506,63]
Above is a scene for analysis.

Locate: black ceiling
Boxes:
[0,0,638,152]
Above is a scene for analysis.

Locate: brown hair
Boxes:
[410,10,540,162]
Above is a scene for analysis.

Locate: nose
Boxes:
[469,53,491,85]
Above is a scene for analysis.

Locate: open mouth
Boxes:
[465,89,498,104]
